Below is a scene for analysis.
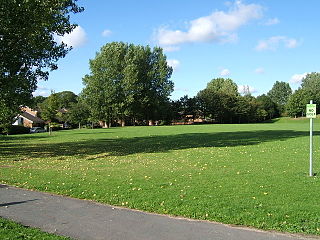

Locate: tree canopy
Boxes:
[267,81,292,113]
[0,0,83,131]
[197,78,239,123]
[82,42,174,127]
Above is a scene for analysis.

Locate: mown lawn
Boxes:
[1,118,320,235]
[0,217,71,240]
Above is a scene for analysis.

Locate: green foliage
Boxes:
[55,91,78,109]
[82,42,174,126]
[0,0,83,128]
[172,95,201,121]
[0,125,29,135]
[197,78,239,123]
[31,96,47,109]
[2,123,320,235]
[286,89,311,118]
[0,99,19,133]
[301,72,320,92]
[256,94,279,119]
[267,81,292,114]
[206,78,239,96]
[300,72,320,108]
[38,91,78,123]
[39,93,60,122]
[67,100,90,128]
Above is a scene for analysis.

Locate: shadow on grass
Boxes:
[261,118,281,123]
[0,130,315,160]
[0,135,49,141]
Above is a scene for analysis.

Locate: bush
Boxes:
[1,125,30,135]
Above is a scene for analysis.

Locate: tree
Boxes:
[206,78,238,95]
[300,72,320,110]
[39,92,60,122]
[286,89,311,118]
[82,42,173,127]
[301,72,320,92]
[38,91,78,124]
[31,96,47,109]
[67,101,90,129]
[234,95,259,123]
[267,81,292,114]
[256,94,279,120]
[0,0,83,131]
[56,91,78,109]
[82,42,128,127]
[197,78,239,123]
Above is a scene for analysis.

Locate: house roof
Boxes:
[20,112,45,123]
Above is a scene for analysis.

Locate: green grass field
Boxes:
[0,217,70,240]
[1,117,320,235]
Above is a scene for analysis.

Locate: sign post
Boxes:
[306,100,316,176]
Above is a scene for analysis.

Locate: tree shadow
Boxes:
[261,118,281,123]
[0,199,38,207]
[0,135,48,142]
[0,130,315,161]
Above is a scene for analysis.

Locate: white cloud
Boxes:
[102,29,112,37]
[286,38,298,48]
[289,72,308,84]
[156,1,262,49]
[174,87,189,93]
[32,86,51,97]
[220,68,230,76]
[55,26,87,48]
[167,59,180,71]
[255,36,299,51]
[162,46,181,52]
[255,67,265,74]
[265,17,279,26]
[238,85,257,94]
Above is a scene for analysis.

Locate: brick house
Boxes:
[13,107,45,128]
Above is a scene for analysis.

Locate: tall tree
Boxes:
[0,0,83,131]
[301,72,320,92]
[286,89,311,118]
[56,91,78,109]
[38,91,78,123]
[256,94,279,120]
[198,78,239,123]
[67,101,90,129]
[300,72,320,109]
[82,42,173,127]
[267,81,292,114]
[30,96,47,109]
[39,92,60,122]
[82,42,128,127]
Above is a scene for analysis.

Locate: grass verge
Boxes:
[0,217,71,239]
[1,119,320,235]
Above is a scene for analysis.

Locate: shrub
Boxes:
[1,125,30,135]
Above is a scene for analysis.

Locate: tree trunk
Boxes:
[78,122,81,129]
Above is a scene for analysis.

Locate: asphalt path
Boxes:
[0,184,318,240]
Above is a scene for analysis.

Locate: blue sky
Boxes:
[34,0,320,100]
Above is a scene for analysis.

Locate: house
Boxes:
[13,107,45,128]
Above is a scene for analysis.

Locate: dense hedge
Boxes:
[0,125,30,135]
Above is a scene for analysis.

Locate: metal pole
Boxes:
[310,100,313,177]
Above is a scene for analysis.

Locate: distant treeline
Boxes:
[24,41,320,128]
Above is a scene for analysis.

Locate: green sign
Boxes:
[306,104,317,118]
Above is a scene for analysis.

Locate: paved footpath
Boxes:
[0,184,318,240]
